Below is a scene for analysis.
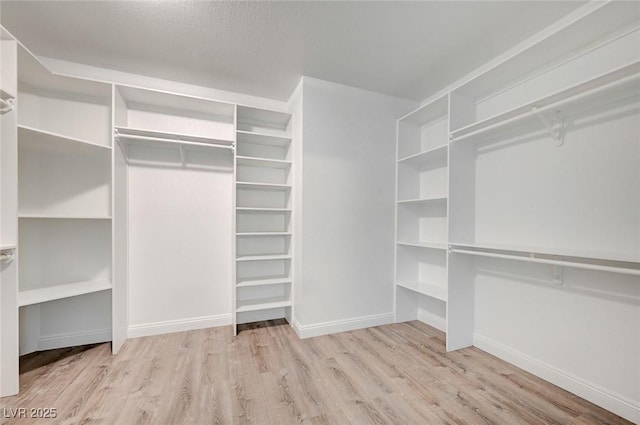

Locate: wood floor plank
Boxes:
[0,320,633,425]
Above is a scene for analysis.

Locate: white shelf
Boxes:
[236,207,291,212]
[0,245,16,251]
[18,125,111,154]
[18,280,112,307]
[396,280,447,302]
[237,106,292,130]
[236,254,291,262]
[399,94,449,125]
[115,126,234,147]
[451,62,640,140]
[397,241,448,251]
[18,214,112,220]
[236,296,292,313]
[236,131,292,147]
[397,196,447,205]
[236,278,292,288]
[398,144,448,165]
[450,243,640,276]
[236,156,291,169]
[116,86,235,120]
[236,182,292,191]
[236,232,291,236]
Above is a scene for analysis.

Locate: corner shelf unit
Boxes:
[234,106,293,334]
[395,94,450,330]
[395,2,640,364]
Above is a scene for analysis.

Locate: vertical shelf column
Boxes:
[234,106,293,334]
[0,33,19,398]
[394,95,450,332]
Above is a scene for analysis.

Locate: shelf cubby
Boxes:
[237,106,292,137]
[397,151,448,201]
[115,85,235,142]
[236,234,291,258]
[18,218,112,298]
[18,47,112,148]
[18,126,112,218]
[396,244,448,295]
[397,197,447,247]
[397,95,449,159]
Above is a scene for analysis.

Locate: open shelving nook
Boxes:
[395,93,450,331]
[234,105,293,334]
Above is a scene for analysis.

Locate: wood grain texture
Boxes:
[0,320,632,425]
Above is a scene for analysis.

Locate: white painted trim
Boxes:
[295,312,394,339]
[37,329,112,352]
[127,314,232,339]
[474,334,640,424]
[417,309,446,333]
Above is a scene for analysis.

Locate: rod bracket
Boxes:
[0,98,14,114]
[532,105,563,146]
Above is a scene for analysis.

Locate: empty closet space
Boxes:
[234,106,293,332]
[114,86,236,332]
[15,45,114,355]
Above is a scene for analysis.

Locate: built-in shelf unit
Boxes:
[234,106,293,334]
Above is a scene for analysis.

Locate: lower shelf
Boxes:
[18,280,112,307]
[236,277,292,288]
[236,296,292,313]
[396,280,447,302]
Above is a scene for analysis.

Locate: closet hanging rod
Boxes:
[115,132,235,151]
[449,248,640,276]
[451,68,640,142]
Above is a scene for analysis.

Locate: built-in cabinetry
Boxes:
[0,31,296,397]
[234,106,293,334]
[395,2,639,420]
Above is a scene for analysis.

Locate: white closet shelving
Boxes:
[395,94,450,327]
[13,44,114,362]
[234,105,293,334]
[394,2,640,364]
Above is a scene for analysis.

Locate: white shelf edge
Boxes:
[396,280,448,302]
[18,280,112,307]
[397,241,448,251]
[236,278,292,288]
[236,182,292,190]
[449,244,640,276]
[18,214,112,220]
[236,130,292,142]
[236,232,292,236]
[1,87,16,100]
[0,245,16,251]
[236,207,291,212]
[451,61,640,141]
[18,124,112,151]
[236,254,292,262]
[115,125,234,146]
[236,297,292,313]
[398,144,448,163]
[236,156,292,168]
[397,196,448,205]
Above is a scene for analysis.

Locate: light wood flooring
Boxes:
[0,320,632,425]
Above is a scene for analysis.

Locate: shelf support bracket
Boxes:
[532,106,563,146]
[0,98,14,114]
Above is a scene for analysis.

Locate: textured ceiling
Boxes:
[0,1,585,101]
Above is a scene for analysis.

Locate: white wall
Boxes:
[294,77,415,337]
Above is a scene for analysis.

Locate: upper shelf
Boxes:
[237,106,292,133]
[451,61,640,140]
[236,130,291,147]
[398,144,448,165]
[236,156,291,169]
[452,2,640,102]
[450,242,640,276]
[115,126,234,148]
[18,125,111,156]
[18,280,112,307]
[400,94,448,126]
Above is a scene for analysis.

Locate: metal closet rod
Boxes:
[115,132,235,151]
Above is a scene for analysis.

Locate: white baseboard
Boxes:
[294,312,394,339]
[37,329,112,352]
[417,309,446,332]
[474,334,640,424]
[128,314,232,339]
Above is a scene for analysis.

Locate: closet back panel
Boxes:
[18,88,111,147]
[18,218,112,290]
[128,158,232,326]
